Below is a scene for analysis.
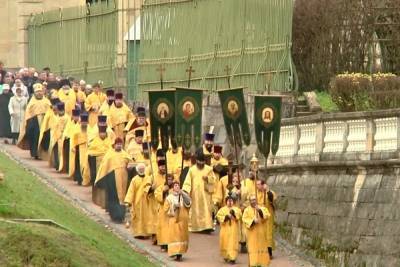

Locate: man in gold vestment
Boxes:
[85,83,106,126]
[57,79,76,116]
[216,193,242,264]
[164,181,191,261]
[95,137,133,222]
[88,125,112,208]
[70,113,90,186]
[17,83,51,159]
[124,163,154,238]
[243,195,271,267]
[182,149,216,232]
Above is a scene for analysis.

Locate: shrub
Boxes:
[329,73,400,112]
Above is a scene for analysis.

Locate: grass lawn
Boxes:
[0,152,155,267]
[315,91,339,112]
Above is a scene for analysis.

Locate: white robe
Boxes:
[8,95,27,133]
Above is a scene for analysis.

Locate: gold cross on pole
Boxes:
[224,65,231,88]
[186,65,195,88]
[156,64,166,89]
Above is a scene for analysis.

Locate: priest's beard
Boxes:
[108,100,114,106]
[115,102,123,108]
[205,144,213,152]
[196,162,205,169]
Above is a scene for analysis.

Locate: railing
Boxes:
[272,109,400,165]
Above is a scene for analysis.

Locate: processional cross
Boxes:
[156,64,166,89]
[224,65,232,89]
[186,66,195,88]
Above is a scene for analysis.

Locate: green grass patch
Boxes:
[315,91,339,112]
[0,152,154,267]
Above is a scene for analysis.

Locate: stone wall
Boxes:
[264,162,400,267]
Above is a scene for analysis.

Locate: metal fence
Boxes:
[136,0,296,100]
[27,0,118,87]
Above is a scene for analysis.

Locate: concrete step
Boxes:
[296,105,310,112]
[296,111,316,117]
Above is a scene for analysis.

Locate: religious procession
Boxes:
[4,70,279,266]
[3,0,400,266]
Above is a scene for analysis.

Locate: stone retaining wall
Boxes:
[264,162,400,267]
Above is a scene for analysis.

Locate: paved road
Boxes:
[2,143,314,267]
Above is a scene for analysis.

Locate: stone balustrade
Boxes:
[272,109,400,165]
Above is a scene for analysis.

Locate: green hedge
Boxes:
[329,73,400,112]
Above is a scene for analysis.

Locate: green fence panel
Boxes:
[137,0,295,100]
[28,1,118,88]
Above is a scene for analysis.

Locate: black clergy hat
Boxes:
[196,148,205,161]
[59,78,70,88]
[72,109,80,117]
[205,133,215,141]
[214,145,222,154]
[98,125,107,133]
[114,137,123,145]
[136,106,146,116]
[98,115,107,124]
[57,102,65,112]
[171,139,178,149]
[106,89,115,97]
[135,129,144,137]
[156,149,165,157]
[115,92,123,100]
[50,98,60,106]
[80,113,89,123]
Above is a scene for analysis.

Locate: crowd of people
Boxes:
[1,60,278,266]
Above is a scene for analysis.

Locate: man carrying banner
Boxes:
[182,149,216,232]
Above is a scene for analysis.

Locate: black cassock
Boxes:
[0,92,12,138]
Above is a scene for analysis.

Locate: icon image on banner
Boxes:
[156,102,170,120]
[262,107,274,123]
[182,100,195,119]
